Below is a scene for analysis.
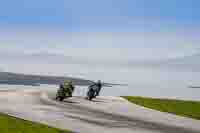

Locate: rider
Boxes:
[95,80,102,97]
[63,80,74,97]
[56,84,65,100]
[57,80,74,99]
[88,80,102,97]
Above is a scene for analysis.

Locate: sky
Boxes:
[0,0,200,69]
[1,0,200,99]
[0,0,200,31]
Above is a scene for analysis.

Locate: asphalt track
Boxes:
[0,88,200,133]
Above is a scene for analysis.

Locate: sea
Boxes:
[0,64,200,101]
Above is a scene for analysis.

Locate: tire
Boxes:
[56,96,64,101]
[58,98,62,101]
[89,96,93,101]
[87,90,95,101]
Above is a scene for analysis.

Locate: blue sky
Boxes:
[1,1,200,99]
[0,0,200,61]
[0,0,199,31]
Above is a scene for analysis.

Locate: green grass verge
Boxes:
[0,113,71,133]
[122,96,200,120]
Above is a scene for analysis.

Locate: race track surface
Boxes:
[0,88,199,133]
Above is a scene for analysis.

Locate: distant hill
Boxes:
[0,72,93,86]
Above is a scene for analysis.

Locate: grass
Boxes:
[123,96,200,120]
[0,113,71,133]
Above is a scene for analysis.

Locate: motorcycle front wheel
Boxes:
[56,96,65,101]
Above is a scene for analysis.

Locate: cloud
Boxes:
[0,51,133,67]
[0,31,200,75]
[0,31,199,59]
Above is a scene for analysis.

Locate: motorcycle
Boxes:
[86,88,96,101]
[56,85,73,101]
[86,85,99,101]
